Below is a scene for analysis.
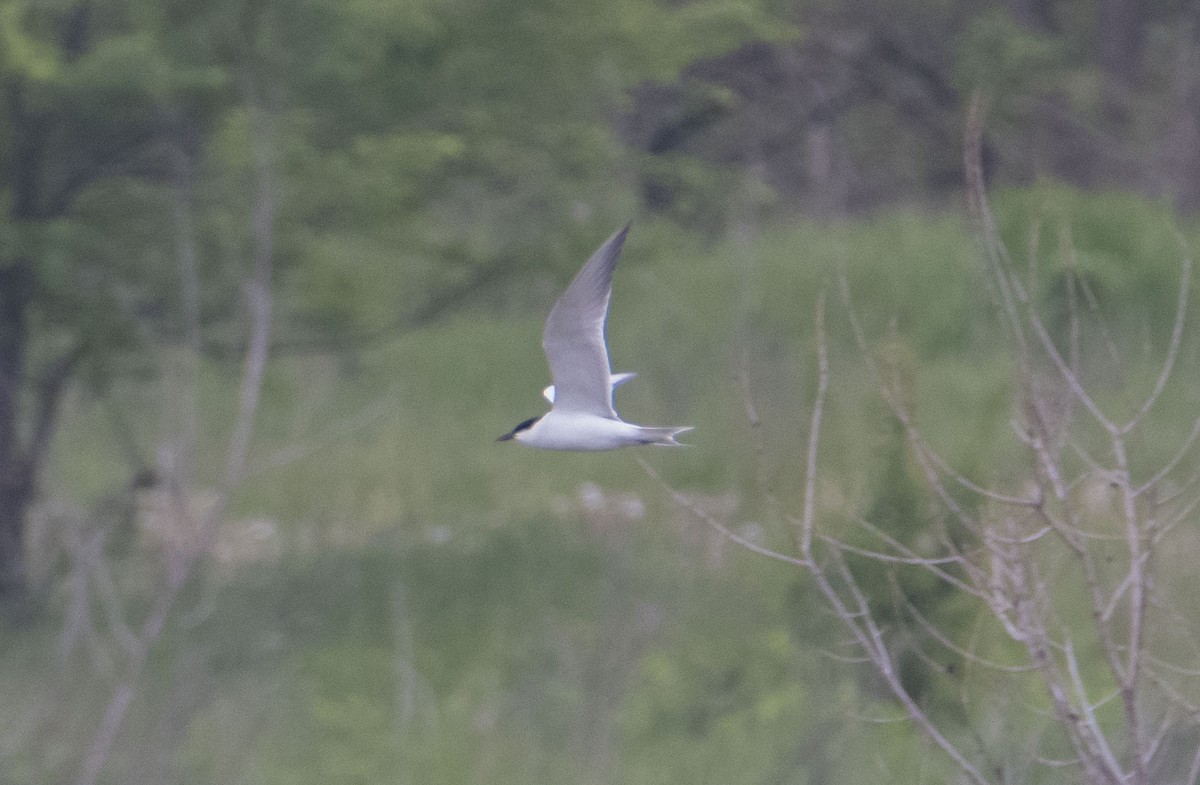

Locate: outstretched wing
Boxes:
[541,224,630,417]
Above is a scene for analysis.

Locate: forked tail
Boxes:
[636,426,694,447]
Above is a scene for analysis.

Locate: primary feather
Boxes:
[541,224,629,418]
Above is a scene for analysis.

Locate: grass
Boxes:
[11,187,1200,784]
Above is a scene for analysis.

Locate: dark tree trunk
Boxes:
[0,479,30,599]
[0,263,32,599]
[1007,0,1057,32]
[1098,0,1146,85]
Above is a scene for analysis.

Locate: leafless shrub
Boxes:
[646,95,1200,785]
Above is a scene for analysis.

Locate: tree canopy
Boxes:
[2,1,1200,783]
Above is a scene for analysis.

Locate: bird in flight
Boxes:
[497,224,692,450]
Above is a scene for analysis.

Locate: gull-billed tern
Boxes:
[497,224,693,450]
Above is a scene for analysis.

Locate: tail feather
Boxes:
[636,425,694,447]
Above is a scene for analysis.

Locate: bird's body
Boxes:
[498,224,692,451]
[509,411,686,452]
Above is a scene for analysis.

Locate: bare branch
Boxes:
[831,550,992,785]
[1121,251,1192,435]
[75,75,279,785]
[964,92,1028,353]
[1187,740,1200,785]
[247,392,396,478]
[822,516,981,598]
[1135,412,1200,497]
[1026,308,1115,433]
[1145,654,1200,680]
[1109,434,1149,783]
[637,90,1194,785]
[1063,638,1127,782]
[798,286,828,559]
[635,454,804,567]
[837,270,987,531]
[891,577,1036,674]
[819,531,962,568]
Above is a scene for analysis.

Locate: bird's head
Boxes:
[497,415,541,443]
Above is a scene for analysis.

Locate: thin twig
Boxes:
[636,454,805,567]
[1121,252,1192,435]
[1135,412,1200,497]
[75,75,278,785]
[799,287,829,559]
[1063,639,1127,783]
[892,579,1035,674]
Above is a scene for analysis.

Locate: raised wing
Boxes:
[541,224,630,417]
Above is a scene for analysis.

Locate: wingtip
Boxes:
[610,222,632,248]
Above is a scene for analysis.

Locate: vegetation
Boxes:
[2,0,1200,783]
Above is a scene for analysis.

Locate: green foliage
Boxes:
[954,10,1071,98]
[0,2,58,80]
[2,0,1199,776]
[157,523,833,785]
[1,0,796,388]
[992,184,1185,327]
[15,188,1200,783]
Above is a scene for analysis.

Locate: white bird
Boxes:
[497,224,693,450]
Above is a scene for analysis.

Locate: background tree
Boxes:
[0,0,230,599]
[0,0,789,602]
[3,1,1200,783]
[624,0,1200,220]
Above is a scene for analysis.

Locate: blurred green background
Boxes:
[2,0,1200,782]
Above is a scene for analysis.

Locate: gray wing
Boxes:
[541,224,630,417]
